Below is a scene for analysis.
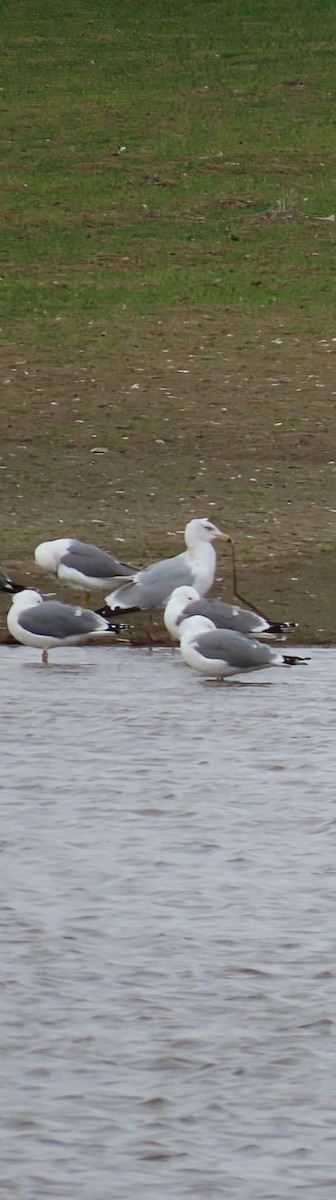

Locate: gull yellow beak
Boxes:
[218,531,232,543]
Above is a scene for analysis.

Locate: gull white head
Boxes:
[184,518,231,550]
[9,588,43,614]
[35,539,73,574]
[180,614,216,644]
[164,585,201,640]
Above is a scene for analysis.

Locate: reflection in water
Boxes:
[1,644,335,1199]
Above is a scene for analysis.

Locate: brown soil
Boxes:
[1,311,335,643]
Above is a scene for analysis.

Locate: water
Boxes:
[1,643,336,1199]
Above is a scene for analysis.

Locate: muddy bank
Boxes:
[0,313,335,644]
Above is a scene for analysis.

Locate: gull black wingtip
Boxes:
[0,567,25,595]
[268,620,299,637]
[106,621,131,636]
[283,654,310,666]
[95,603,140,620]
[94,607,132,635]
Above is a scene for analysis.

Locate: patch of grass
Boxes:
[1,0,336,339]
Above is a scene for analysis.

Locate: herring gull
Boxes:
[164,585,298,642]
[104,519,231,613]
[34,538,137,606]
[7,589,123,664]
[179,616,308,680]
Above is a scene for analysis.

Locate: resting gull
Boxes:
[164,585,298,642]
[7,589,123,664]
[179,616,308,680]
[34,538,137,606]
[103,519,231,614]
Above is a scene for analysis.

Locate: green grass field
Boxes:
[1,0,336,339]
[1,0,336,639]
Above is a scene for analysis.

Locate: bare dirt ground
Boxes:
[1,311,335,643]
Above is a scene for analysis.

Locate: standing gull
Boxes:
[34,538,138,606]
[7,589,123,664]
[179,616,308,680]
[164,585,298,642]
[103,519,231,613]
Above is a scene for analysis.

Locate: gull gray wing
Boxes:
[19,601,106,639]
[180,598,265,634]
[62,541,137,579]
[202,599,267,634]
[107,552,192,610]
[194,629,276,669]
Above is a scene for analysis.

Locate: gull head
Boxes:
[184,518,231,549]
[179,614,216,643]
[10,589,44,614]
[35,538,73,573]
[164,585,200,639]
[169,584,200,608]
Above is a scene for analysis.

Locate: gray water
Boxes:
[1,642,336,1199]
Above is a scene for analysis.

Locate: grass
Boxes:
[1,0,336,338]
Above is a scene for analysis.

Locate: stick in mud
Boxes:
[230,540,269,621]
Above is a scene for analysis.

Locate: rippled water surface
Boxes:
[1,643,336,1198]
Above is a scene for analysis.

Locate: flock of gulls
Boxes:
[0,517,308,680]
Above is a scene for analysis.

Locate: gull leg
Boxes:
[146,613,156,648]
[80,590,91,608]
[41,649,49,665]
